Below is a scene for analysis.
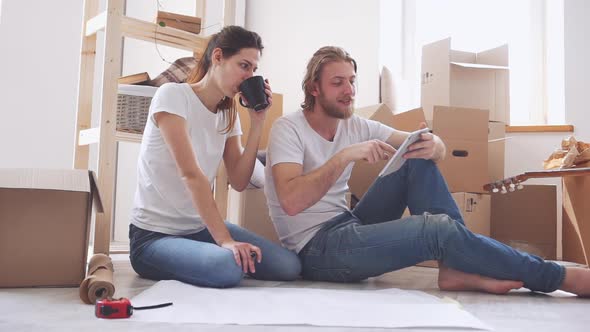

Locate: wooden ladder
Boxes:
[73,0,236,255]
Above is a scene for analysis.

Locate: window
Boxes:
[380,0,564,125]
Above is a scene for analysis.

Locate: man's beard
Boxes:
[317,93,354,119]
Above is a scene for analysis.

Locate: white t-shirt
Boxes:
[131,83,242,235]
[264,111,395,252]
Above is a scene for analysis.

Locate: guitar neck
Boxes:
[484,167,590,192]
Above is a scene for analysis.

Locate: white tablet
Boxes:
[378,127,431,178]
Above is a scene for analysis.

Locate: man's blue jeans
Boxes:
[129,222,301,288]
[298,159,565,293]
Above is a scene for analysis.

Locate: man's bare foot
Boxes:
[560,267,590,297]
[438,265,523,294]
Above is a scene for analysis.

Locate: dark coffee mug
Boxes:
[239,76,269,111]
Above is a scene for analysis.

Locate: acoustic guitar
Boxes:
[483,167,590,193]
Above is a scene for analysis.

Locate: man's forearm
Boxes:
[279,151,350,216]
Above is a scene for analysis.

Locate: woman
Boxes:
[129,26,301,288]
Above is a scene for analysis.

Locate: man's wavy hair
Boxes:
[300,46,357,111]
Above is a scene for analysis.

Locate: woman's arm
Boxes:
[222,121,263,192]
[154,111,261,271]
[223,85,273,191]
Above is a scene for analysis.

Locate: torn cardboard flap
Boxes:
[0,168,91,192]
[433,106,489,141]
[450,62,508,70]
[89,171,104,213]
[0,169,104,213]
[421,37,510,123]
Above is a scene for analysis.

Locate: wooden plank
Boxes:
[73,0,99,170]
[79,127,100,146]
[122,23,201,51]
[506,125,574,133]
[121,16,208,52]
[79,128,143,145]
[157,10,202,34]
[93,0,125,255]
[127,19,207,48]
[115,131,143,143]
[85,10,106,36]
[158,17,201,35]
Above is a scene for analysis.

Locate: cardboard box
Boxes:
[236,92,283,150]
[228,188,280,244]
[392,107,428,132]
[404,192,490,236]
[491,185,557,260]
[421,37,510,123]
[562,173,590,265]
[488,121,506,187]
[0,169,103,287]
[433,106,505,193]
[349,105,505,196]
[451,192,491,236]
[410,192,489,269]
[349,105,426,200]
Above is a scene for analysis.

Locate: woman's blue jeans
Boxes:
[129,222,301,288]
[298,159,565,293]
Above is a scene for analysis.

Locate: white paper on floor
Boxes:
[130,280,491,330]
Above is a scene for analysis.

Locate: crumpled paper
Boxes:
[543,136,590,169]
[79,254,115,304]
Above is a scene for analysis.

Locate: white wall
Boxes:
[245,0,381,114]
[564,0,590,141]
[0,0,83,168]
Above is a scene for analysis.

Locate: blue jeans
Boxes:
[298,159,565,293]
[129,222,301,288]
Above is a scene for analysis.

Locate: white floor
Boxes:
[1,255,588,332]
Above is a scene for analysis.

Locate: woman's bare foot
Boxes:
[438,265,524,294]
[560,267,590,297]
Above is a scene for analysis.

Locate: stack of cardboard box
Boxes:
[424,38,557,261]
[349,37,558,262]
[349,104,495,241]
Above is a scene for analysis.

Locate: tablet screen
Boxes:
[378,127,430,178]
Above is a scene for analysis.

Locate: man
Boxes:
[264,46,590,296]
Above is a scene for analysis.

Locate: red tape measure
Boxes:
[95,298,173,319]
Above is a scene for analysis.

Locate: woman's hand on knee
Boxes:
[221,240,262,274]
